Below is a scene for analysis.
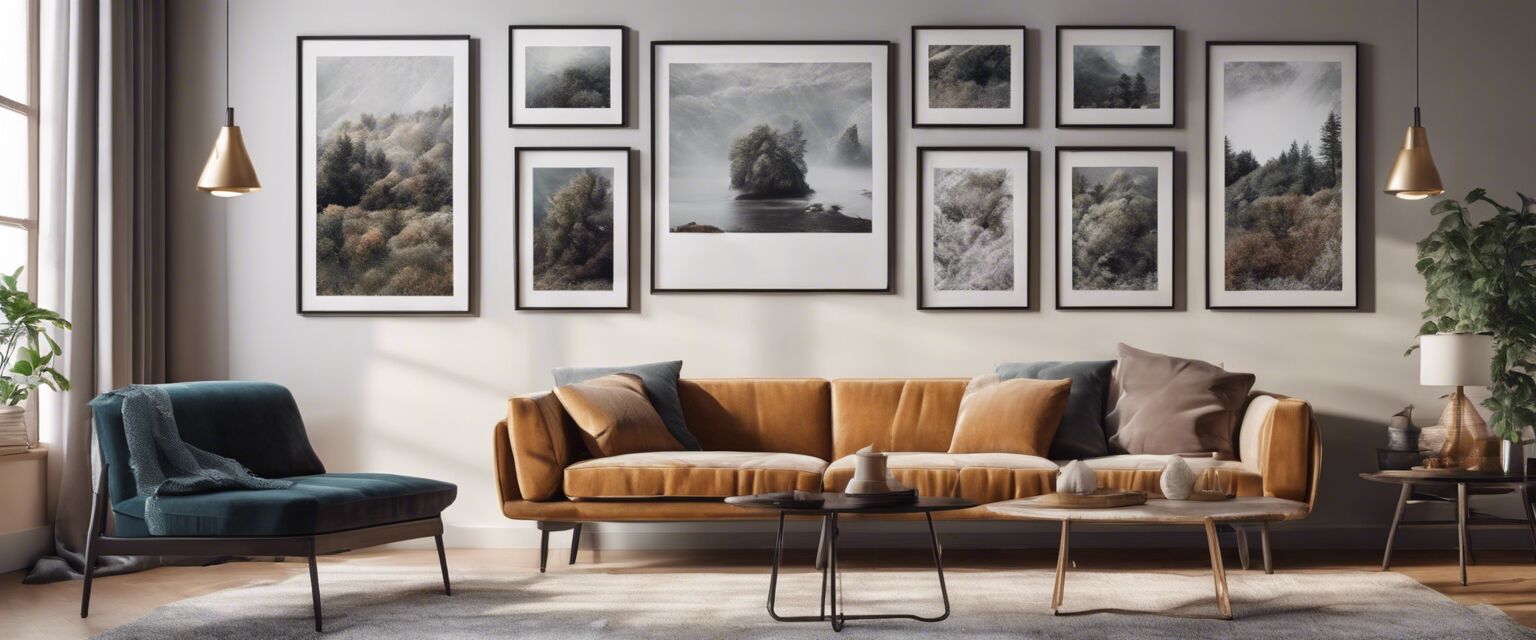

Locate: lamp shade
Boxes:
[1383,122,1444,200]
[1419,333,1492,387]
[196,108,261,197]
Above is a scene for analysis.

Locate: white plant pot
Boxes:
[0,405,28,448]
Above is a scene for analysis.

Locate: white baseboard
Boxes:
[0,526,51,573]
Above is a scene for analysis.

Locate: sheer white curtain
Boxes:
[27,0,166,584]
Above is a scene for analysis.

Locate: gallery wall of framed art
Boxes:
[296,35,473,315]
[649,40,895,292]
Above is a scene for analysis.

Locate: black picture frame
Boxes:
[916,146,1034,310]
[508,25,629,128]
[513,146,636,311]
[1204,41,1360,310]
[911,25,1028,129]
[1054,25,1177,129]
[1054,146,1177,310]
[295,35,475,316]
[649,40,897,293]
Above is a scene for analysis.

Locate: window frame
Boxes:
[1,0,40,294]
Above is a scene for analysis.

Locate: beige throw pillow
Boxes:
[1107,343,1256,458]
[554,373,684,458]
[948,375,1072,457]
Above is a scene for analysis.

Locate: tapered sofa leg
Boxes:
[308,544,323,632]
[569,524,583,565]
[539,528,550,573]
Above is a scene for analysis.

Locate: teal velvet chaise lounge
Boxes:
[81,381,458,631]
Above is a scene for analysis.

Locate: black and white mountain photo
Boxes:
[927,44,1011,109]
[933,167,1014,291]
[531,167,614,291]
[1072,45,1160,109]
[525,46,611,109]
[313,55,455,297]
[1071,166,1158,291]
[666,61,874,233]
[1221,60,1344,292]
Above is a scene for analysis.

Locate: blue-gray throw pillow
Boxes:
[552,361,700,451]
[995,360,1116,460]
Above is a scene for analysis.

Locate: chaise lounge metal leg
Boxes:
[569,524,582,565]
[435,534,452,596]
[80,464,109,619]
[308,543,323,632]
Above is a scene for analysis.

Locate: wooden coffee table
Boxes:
[989,496,1309,619]
[726,492,975,632]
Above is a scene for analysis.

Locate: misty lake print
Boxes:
[667,61,874,233]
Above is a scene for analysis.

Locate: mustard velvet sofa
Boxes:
[492,378,1320,570]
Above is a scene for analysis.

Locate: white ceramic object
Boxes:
[1056,460,1096,495]
[846,444,892,494]
[1159,456,1195,500]
[0,405,28,448]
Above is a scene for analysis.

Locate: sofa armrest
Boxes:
[1238,392,1320,505]
[503,391,573,502]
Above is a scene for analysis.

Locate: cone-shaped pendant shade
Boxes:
[1384,111,1444,201]
[196,108,261,197]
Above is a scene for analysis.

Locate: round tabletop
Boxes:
[1360,470,1536,488]
[987,496,1309,524]
[724,492,976,515]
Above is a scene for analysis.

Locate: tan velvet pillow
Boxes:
[1106,343,1256,458]
[554,373,684,458]
[948,375,1072,456]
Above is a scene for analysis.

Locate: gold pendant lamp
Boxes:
[1383,0,1444,200]
[196,0,260,197]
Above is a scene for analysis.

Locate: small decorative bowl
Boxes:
[1377,448,1425,471]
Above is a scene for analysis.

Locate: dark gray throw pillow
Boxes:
[552,360,701,451]
[996,360,1116,460]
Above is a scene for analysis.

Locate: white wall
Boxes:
[166,0,1536,550]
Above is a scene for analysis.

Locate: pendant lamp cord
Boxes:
[1415,0,1420,109]
[224,0,232,125]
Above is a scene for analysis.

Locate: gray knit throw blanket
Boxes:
[115,385,292,535]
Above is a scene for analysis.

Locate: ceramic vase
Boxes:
[0,405,27,448]
[1159,456,1195,500]
[1056,460,1096,495]
[847,445,891,494]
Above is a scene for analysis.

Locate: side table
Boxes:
[1360,470,1536,585]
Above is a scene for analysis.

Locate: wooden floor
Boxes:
[2,546,1533,638]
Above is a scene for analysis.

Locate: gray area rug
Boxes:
[96,564,1536,639]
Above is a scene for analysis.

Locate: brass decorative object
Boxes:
[1435,387,1499,471]
[1383,0,1444,200]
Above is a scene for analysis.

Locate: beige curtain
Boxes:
[26,0,167,584]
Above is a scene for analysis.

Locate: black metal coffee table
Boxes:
[725,492,975,632]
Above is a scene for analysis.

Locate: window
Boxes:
[0,0,39,292]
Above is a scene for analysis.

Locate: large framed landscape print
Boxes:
[298,36,472,314]
[651,41,894,292]
[1056,147,1175,309]
[1207,42,1357,309]
[917,147,1032,310]
[912,26,1027,127]
[515,147,633,310]
[1056,26,1175,128]
[509,26,627,127]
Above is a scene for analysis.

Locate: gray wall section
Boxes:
[166,0,1536,550]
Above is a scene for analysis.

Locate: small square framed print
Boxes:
[509,26,628,127]
[912,26,1027,128]
[515,147,634,310]
[1056,147,1176,309]
[1056,26,1175,128]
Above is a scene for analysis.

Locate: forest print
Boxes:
[531,167,614,291]
[313,55,454,297]
[1071,166,1158,291]
[1222,60,1344,292]
[1073,45,1159,109]
[933,167,1014,291]
[927,44,1011,109]
[525,46,611,109]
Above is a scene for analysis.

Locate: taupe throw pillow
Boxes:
[554,373,684,458]
[949,374,1072,457]
[1107,343,1255,459]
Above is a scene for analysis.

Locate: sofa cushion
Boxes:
[563,451,827,500]
[678,379,831,459]
[996,360,1116,460]
[824,452,1057,503]
[949,376,1072,456]
[554,360,700,451]
[829,379,968,459]
[110,473,457,538]
[1106,343,1256,458]
[554,373,683,458]
[1077,454,1262,497]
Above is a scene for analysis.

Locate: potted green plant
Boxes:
[0,268,71,450]
[1413,189,1536,473]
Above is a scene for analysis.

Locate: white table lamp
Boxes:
[1419,333,1494,470]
